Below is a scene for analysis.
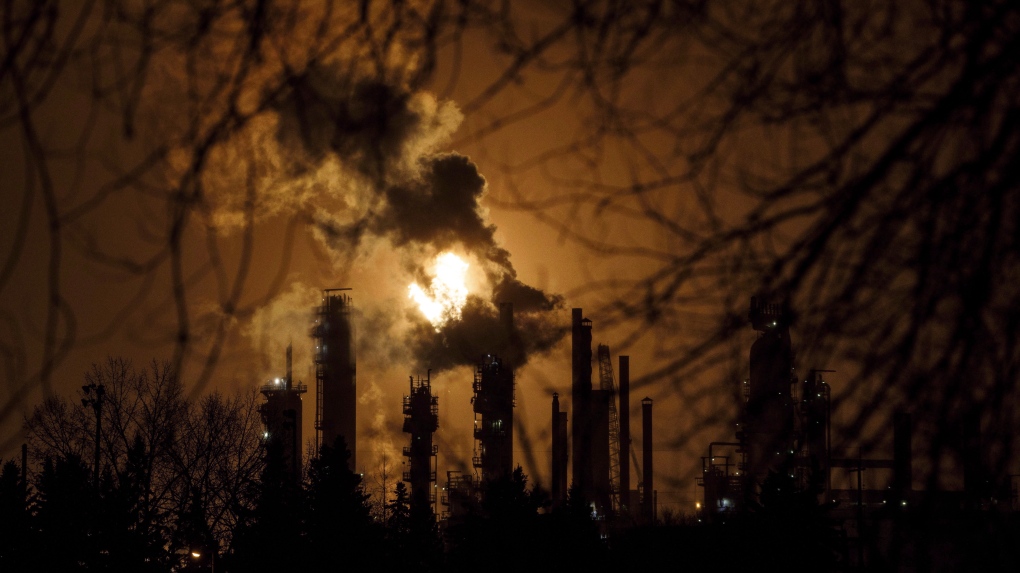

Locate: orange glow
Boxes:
[408,252,469,330]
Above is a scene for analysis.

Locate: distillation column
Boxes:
[314,289,356,465]
[472,303,516,481]
[403,373,439,519]
[742,297,795,494]
[259,345,307,485]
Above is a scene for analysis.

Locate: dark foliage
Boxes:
[34,454,100,571]
[228,440,305,573]
[304,436,382,569]
[0,460,32,572]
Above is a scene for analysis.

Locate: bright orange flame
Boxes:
[409,252,469,330]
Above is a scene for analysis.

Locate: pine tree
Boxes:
[172,487,217,571]
[305,436,380,569]
[229,439,305,573]
[0,460,33,572]
[34,454,100,571]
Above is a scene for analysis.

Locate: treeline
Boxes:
[0,357,609,572]
[0,357,864,572]
[2,358,265,571]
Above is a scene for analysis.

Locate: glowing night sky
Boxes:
[2,1,1018,508]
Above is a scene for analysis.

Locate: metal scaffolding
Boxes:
[598,344,623,513]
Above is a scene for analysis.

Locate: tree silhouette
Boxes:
[384,480,443,571]
[22,358,262,568]
[447,466,592,573]
[0,459,32,572]
[229,439,305,573]
[305,436,380,569]
[172,487,217,571]
[2,8,1018,572]
[33,454,99,571]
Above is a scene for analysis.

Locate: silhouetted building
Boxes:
[743,297,795,491]
[801,369,832,493]
[259,345,307,484]
[441,470,477,523]
[313,289,356,465]
[403,372,438,520]
[472,303,516,482]
[472,355,514,481]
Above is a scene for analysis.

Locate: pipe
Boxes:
[642,397,653,522]
[552,393,562,504]
[619,356,630,512]
[286,343,293,390]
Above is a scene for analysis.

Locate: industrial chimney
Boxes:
[642,396,654,522]
[619,356,631,512]
[571,308,594,501]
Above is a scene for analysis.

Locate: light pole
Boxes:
[81,381,105,485]
[190,549,215,572]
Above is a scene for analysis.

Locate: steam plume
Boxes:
[266,66,566,370]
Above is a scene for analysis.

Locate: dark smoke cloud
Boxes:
[408,296,568,373]
[491,275,563,313]
[273,69,434,181]
[377,154,495,251]
[271,64,565,370]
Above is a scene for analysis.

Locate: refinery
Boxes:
[255,282,1018,568]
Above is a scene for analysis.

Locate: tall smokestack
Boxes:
[619,356,630,512]
[286,343,293,390]
[893,411,912,504]
[642,396,653,522]
[571,308,593,501]
[552,393,563,504]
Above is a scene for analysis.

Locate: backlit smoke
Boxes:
[408,252,470,330]
[262,64,567,370]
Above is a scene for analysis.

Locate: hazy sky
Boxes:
[5,1,1013,507]
[0,3,730,513]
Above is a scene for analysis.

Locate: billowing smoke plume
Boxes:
[407,297,567,373]
[266,64,566,372]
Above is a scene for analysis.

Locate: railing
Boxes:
[402,445,439,456]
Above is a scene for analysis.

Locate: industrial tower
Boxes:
[472,303,517,482]
[743,296,796,491]
[402,372,439,519]
[313,288,357,465]
[571,308,594,502]
[597,344,623,513]
[258,345,307,485]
